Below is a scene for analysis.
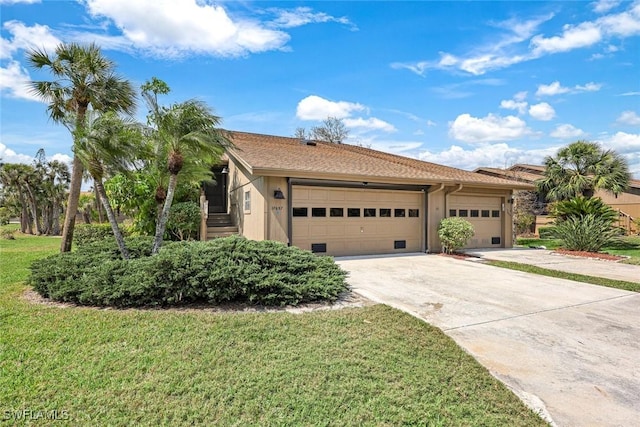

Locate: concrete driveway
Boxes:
[336,254,640,427]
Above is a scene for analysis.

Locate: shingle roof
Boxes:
[475,167,543,184]
[226,131,532,189]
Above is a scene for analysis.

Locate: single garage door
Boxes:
[292,186,423,256]
[449,195,503,248]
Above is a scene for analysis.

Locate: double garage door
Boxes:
[449,195,503,249]
[292,186,423,257]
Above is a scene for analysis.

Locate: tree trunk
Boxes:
[24,183,42,235]
[152,173,178,254]
[94,179,130,259]
[60,155,84,252]
[18,192,32,234]
[51,200,61,235]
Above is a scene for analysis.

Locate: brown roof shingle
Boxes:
[226,131,533,189]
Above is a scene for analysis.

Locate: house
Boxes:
[475,164,640,234]
[201,131,533,256]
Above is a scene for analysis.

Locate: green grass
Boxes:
[0,231,547,426]
[487,260,640,292]
[517,236,640,266]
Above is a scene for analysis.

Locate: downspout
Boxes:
[199,187,207,241]
[426,184,445,253]
[287,177,292,246]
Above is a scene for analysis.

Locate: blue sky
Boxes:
[1,0,639,177]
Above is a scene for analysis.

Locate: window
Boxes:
[408,209,419,218]
[364,208,376,217]
[394,240,407,249]
[312,207,326,217]
[491,237,501,245]
[394,209,406,217]
[481,210,490,218]
[491,210,500,218]
[244,190,251,212]
[449,209,457,217]
[470,209,479,218]
[330,208,344,217]
[459,209,468,217]
[292,207,308,217]
[380,208,391,217]
[311,243,327,253]
[347,208,360,217]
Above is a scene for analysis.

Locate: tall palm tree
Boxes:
[76,111,143,259]
[27,42,136,252]
[537,140,630,201]
[142,78,230,254]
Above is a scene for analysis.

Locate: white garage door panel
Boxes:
[449,195,503,249]
[292,186,423,256]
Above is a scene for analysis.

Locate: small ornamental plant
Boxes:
[438,217,474,254]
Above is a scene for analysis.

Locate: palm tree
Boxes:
[537,140,630,201]
[142,78,230,254]
[76,111,143,259]
[27,42,136,252]
[0,164,32,234]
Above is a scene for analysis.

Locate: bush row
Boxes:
[29,236,348,308]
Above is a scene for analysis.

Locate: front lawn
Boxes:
[517,235,640,265]
[0,231,546,426]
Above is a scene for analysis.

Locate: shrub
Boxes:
[74,223,130,246]
[551,196,618,223]
[538,226,555,239]
[29,235,348,308]
[166,201,201,241]
[1,228,15,240]
[552,214,618,252]
[0,207,11,226]
[438,217,474,253]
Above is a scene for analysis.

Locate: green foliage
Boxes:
[0,207,10,226]
[29,235,348,307]
[166,201,201,240]
[550,196,618,223]
[537,226,556,239]
[74,223,130,246]
[515,212,535,235]
[552,214,619,252]
[1,228,16,240]
[438,217,474,253]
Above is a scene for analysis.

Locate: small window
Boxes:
[491,210,500,218]
[481,210,490,218]
[449,209,457,217]
[244,190,251,212]
[394,240,407,249]
[459,209,468,217]
[292,207,308,217]
[380,208,391,217]
[364,208,376,217]
[347,208,360,217]
[312,207,326,217]
[470,209,479,218]
[491,237,501,245]
[330,208,344,217]
[311,243,327,253]
[408,209,419,218]
[394,209,406,217]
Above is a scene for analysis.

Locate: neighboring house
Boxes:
[475,164,640,235]
[201,131,532,257]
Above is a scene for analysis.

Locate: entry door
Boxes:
[205,169,227,213]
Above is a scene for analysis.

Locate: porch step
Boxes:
[206,225,238,239]
[207,213,232,227]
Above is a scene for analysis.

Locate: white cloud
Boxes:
[531,22,602,54]
[550,124,586,139]
[1,20,61,60]
[513,91,528,101]
[448,113,531,143]
[536,80,602,96]
[529,102,556,121]
[0,142,34,163]
[500,99,528,114]
[426,120,436,127]
[620,91,640,96]
[0,0,40,4]
[593,0,622,14]
[343,117,396,133]
[616,111,640,126]
[296,95,365,120]
[536,81,570,96]
[268,7,357,31]
[83,0,290,58]
[417,143,557,171]
[0,60,40,101]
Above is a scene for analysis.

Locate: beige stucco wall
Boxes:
[597,189,640,218]
[228,160,267,241]
[265,176,289,244]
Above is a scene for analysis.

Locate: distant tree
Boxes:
[295,117,349,144]
[27,42,136,252]
[537,141,630,201]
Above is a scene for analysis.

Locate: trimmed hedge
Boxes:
[74,223,130,247]
[29,236,348,307]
